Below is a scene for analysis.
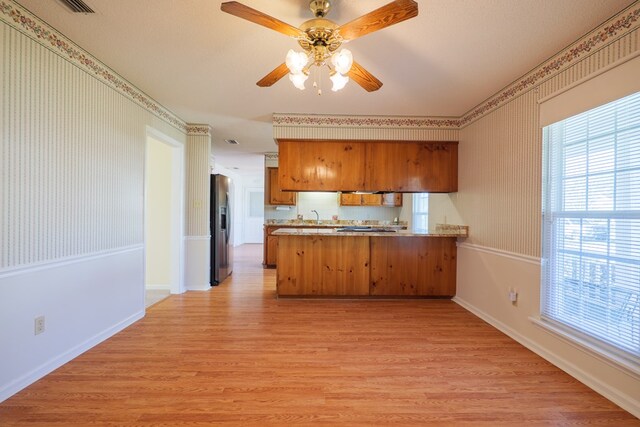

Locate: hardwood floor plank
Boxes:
[0,244,637,425]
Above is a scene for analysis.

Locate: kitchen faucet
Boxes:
[311,210,320,224]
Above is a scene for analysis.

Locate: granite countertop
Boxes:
[272,228,467,238]
[265,219,407,228]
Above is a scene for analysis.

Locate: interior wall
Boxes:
[145,138,173,288]
[454,19,640,416]
[184,129,211,291]
[0,6,187,402]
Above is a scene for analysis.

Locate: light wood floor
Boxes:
[1,244,637,426]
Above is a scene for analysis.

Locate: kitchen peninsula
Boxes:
[274,226,467,298]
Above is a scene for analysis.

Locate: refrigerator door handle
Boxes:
[225,192,231,244]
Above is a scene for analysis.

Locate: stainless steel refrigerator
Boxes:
[210,174,233,285]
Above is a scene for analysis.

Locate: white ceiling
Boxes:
[16,0,635,173]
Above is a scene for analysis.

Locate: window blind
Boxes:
[542,91,640,363]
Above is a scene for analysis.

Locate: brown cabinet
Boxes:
[382,193,403,207]
[339,193,362,206]
[369,237,456,297]
[366,141,458,192]
[263,225,281,267]
[361,193,382,206]
[276,234,457,297]
[266,167,296,205]
[277,235,370,296]
[278,140,366,191]
[339,192,402,207]
[277,139,458,193]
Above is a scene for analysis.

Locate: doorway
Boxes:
[244,188,264,243]
[144,128,185,305]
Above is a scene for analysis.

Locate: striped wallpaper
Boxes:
[0,18,186,270]
[273,125,459,142]
[186,128,212,237]
[457,26,639,258]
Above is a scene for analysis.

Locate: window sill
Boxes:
[530,316,640,380]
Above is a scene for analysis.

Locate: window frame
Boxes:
[540,92,640,374]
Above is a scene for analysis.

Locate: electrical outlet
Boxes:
[509,290,518,303]
[34,316,45,335]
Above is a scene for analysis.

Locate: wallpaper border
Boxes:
[274,2,640,131]
[0,0,187,132]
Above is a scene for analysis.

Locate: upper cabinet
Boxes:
[266,167,296,205]
[278,140,458,193]
[278,140,366,191]
[381,193,403,207]
[339,192,402,207]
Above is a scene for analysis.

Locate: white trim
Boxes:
[530,317,640,379]
[0,310,144,403]
[145,127,186,295]
[453,296,640,418]
[457,242,541,265]
[185,236,211,241]
[145,284,171,290]
[0,245,144,279]
[537,51,640,105]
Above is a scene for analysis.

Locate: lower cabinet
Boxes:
[263,226,280,268]
[369,237,456,296]
[277,235,370,296]
[276,235,457,297]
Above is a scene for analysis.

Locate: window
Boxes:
[542,91,640,365]
[413,193,429,232]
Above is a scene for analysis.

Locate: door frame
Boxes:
[144,126,185,295]
[244,186,265,244]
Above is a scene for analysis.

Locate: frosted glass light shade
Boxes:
[330,72,349,92]
[289,72,308,90]
[331,49,353,75]
[285,49,308,74]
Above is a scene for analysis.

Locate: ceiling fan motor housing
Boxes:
[298,18,342,64]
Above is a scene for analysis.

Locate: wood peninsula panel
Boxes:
[366,141,458,192]
[278,140,366,191]
[370,237,457,296]
[277,235,370,296]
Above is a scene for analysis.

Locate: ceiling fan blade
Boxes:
[221,2,305,38]
[257,63,290,87]
[337,0,418,41]
[348,61,383,92]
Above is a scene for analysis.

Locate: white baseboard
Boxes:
[453,296,640,418]
[0,310,144,403]
[145,284,171,290]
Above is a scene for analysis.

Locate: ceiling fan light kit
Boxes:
[220,0,418,93]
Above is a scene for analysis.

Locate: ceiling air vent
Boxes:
[58,0,95,13]
[225,139,239,145]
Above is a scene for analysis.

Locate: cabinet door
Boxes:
[366,141,458,192]
[381,193,403,207]
[266,235,278,266]
[278,140,366,191]
[340,193,362,206]
[361,193,382,206]
[268,167,296,205]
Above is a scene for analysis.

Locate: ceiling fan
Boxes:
[220,0,419,93]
